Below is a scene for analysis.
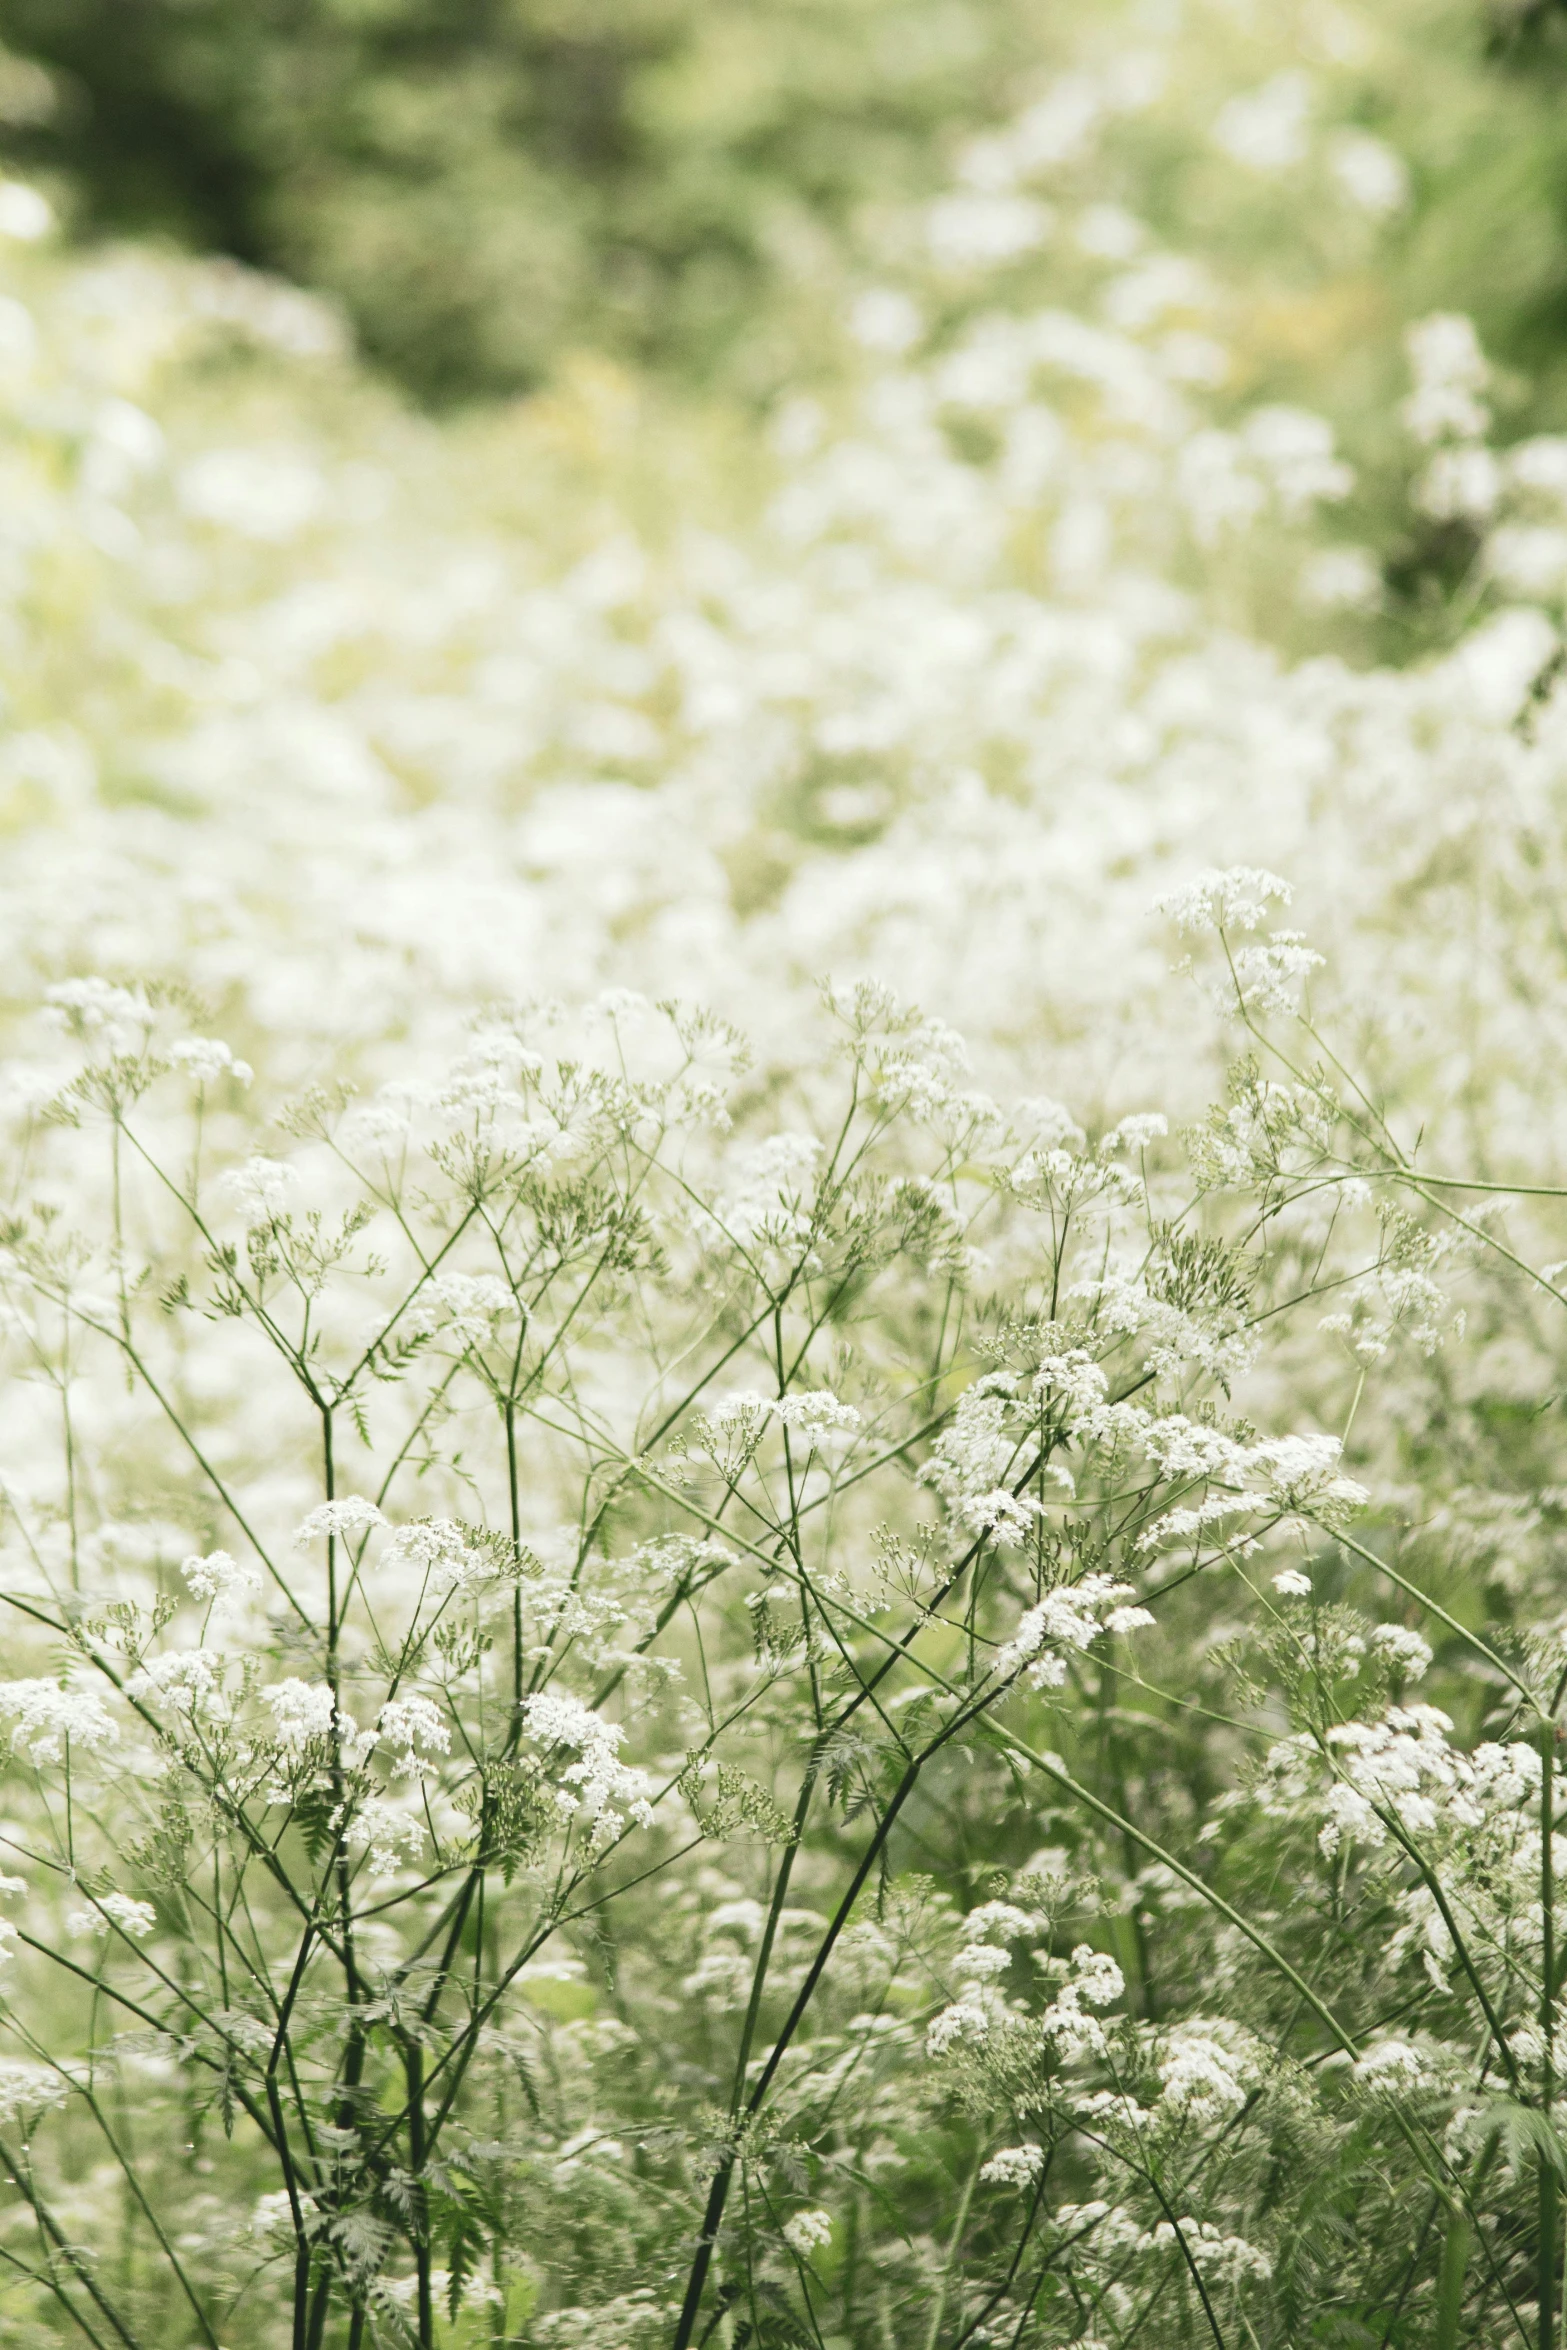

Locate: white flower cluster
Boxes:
[979,2142,1047,2187]
[518,1691,655,1847]
[180,1549,262,1607]
[780,2209,833,2256]
[1262,1708,1550,1870]
[383,1518,488,1593]
[1140,2215,1272,2284]
[996,1579,1154,1690]
[0,1679,118,1765]
[292,1498,386,1548]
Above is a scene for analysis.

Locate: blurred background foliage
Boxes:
[0,0,1562,422]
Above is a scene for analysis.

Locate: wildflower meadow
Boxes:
[6,1,1567,2343]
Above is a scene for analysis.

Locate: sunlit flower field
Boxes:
[5,1,1567,2342]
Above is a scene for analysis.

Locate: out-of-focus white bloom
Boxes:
[251,2189,300,2242]
[0,2060,70,2125]
[980,2143,1046,2186]
[926,192,1053,269]
[1402,314,1490,446]
[1153,868,1291,935]
[781,2208,833,2256]
[219,1156,298,1226]
[1415,444,1501,523]
[1355,2038,1427,2086]
[0,183,52,241]
[179,447,324,539]
[170,1036,252,1086]
[849,289,922,354]
[1488,525,1567,597]
[45,977,151,1052]
[1101,1112,1167,1155]
[1242,407,1352,513]
[346,1797,426,1875]
[69,1892,156,1939]
[293,1498,386,1547]
[1328,132,1408,214]
[1272,1568,1312,1597]
[1212,74,1312,171]
[1508,435,1567,500]
[0,1680,118,1765]
[1299,546,1381,609]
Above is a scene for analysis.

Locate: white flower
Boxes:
[1071,1946,1125,2008]
[1212,74,1311,172]
[980,2143,1046,2186]
[170,1036,253,1087]
[263,1679,338,1749]
[954,1942,1012,1981]
[346,1797,426,1876]
[926,192,1053,268]
[219,1156,298,1226]
[384,1518,486,1591]
[1158,2029,1249,2119]
[70,1892,156,1939]
[181,1549,261,1605]
[1355,2038,1427,2086]
[518,1691,654,1846]
[0,2060,70,2125]
[1101,1112,1167,1155]
[927,1990,999,2053]
[997,1577,1141,1677]
[1153,868,1291,936]
[0,183,51,242]
[1370,1625,1433,1681]
[126,1649,226,1718]
[1402,313,1490,445]
[293,1498,387,1547]
[773,1389,861,1439]
[1272,1568,1312,1597]
[1415,445,1501,523]
[251,2189,301,2243]
[378,1694,451,1776]
[1328,132,1407,216]
[781,2208,833,2256]
[0,1680,118,1765]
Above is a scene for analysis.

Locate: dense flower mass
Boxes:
[4,4,1567,2344]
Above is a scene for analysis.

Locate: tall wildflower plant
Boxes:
[0,908,1561,2347]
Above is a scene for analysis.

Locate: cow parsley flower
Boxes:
[773,1389,861,1439]
[518,1691,654,1846]
[1370,1625,1433,1680]
[781,2208,834,2256]
[980,2143,1046,2186]
[0,1680,118,1765]
[170,1036,253,1087]
[293,1498,387,1547]
[181,1549,261,1606]
[219,1156,298,1226]
[378,1694,450,1777]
